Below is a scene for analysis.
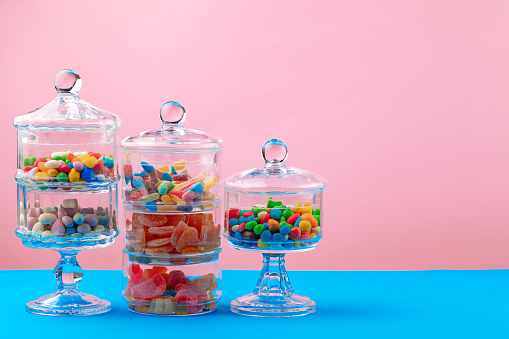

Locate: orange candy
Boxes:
[66,153,75,161]
[267,219,280,227]
[301,213,318,228]
[182,247,199,253]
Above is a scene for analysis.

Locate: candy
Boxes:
[77,223,91,233]
[145,244,174,254]
[32,222,45,235]
[299,220,312,232]
[146,238,172,247]
[158,181,168,195]
[38,213,56,225]
[73,161,84,171]
[138,214,167,227]
[81,166,94,181]
[51,219,65,236]
[260,230,272,242]
[131,274,166,302]
[287,213,300,225]
[289,227,301,240]
[84,214,99,227]
[68,168,80,182]
[84,156,97,168]
[126,229,146,253]
[148,226,175,237]
[56,172,68,182]
[253,224,264,235]
[176,227,199,252]
[34,172,49,181]
[170,221,188,247]
[45,160,60,168]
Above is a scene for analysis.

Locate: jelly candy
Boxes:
[145,244,174,254]
[126,229,146,253]
[187,214,204,232]
[130,274,166,302]
[176,227,199,252]
[146,237,172,247]
[167,270,186,287]
[148,226,175,237]
[200,224,219,246]
[165,214,186,226]
[138,214,167,227]
[170,221,188,247]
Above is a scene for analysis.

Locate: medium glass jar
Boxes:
[223,139,326,316]
[121,101,223,315]
[14,70,120,316]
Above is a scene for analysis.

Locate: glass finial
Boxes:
[160,101,186,128]
[262,139,288,165]
[54,70,81,95]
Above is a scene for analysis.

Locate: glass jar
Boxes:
[13,70,120,316]
[121,101,223,315]
[223,139,327,316]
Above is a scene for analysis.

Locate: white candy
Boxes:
[38,213,57,225]
[258,211,268,218]
[45,160,60,168]
[93,225,105,233]
[41,231,56,238]
[32,222,45,235]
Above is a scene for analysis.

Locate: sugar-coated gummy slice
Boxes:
[138,214,168,227]
[144,243,174,254]
[132,219,144,229]
[129,263,144,285]
[126,229,146,253]
[187,214,204,232]
[193,273,217,291]
[143,266,167,279]
[148,226,175,237]
[165,214,186,226]
[176,227,199,252]
[200,224,220,246]
[170,221,189,247]
[131,274,167,302]
[146,237,172,247]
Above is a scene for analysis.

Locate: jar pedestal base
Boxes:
[26,290,110,316]
[231,292,315,317]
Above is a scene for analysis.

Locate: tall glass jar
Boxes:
[14,70,121,316]
[121,101,223,315]
[224,139,327,316]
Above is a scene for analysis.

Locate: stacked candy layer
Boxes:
[22,151,115,184]
[126,213,220,255]
[124,161,218,212]
[226,198,322,249]
[19,198,112,238]
[125,263,219,315]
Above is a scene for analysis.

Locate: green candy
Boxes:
[56,172,68,183]
[65,160,70,165]
[245,221,257,230]
[167,182,176,191]
[255,217,261,223]
[280,216,286,223]
[280,221,288,227]
[252,208,265,215]
[283,209,294,219]
[53,155,62,161]
[267,198,282,208]
[253,224,264,235]
[314,208,321,215]
[313,215,320,225]
[24,157,36,166]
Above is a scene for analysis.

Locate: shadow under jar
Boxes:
[121,101,223,315]
[224,139,327,317]
[14,70,120,316]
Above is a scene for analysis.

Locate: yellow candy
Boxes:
[172,161,185,171]
[47,169,58,177]
[310,232,317,239]
[312,226,321,236]
[257,239,269,249]
[290,202,302,213]
[75,154,88,162]
[301,202,312,214]
[68,169,80,182]
[157,205,177,212]
[203,177,218,192]
[172,172,205,191]
[158,166,169,172]
[299,220,312,232]
[37,162,49,173]
[34,172,49,181]
[302,213,318,228]
[161,195,171,202]
[84,156,97,168]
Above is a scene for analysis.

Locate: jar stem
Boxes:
[253,253,293,299]
[54,250,83,292]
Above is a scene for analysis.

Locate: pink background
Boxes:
[1,1,509,271]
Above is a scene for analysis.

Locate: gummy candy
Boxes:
[130,274,166,302]
[148,226,175,237]
[167,270,186,287]
[187,214,204,232]
[126,229,146,253]
[165,214,186,226]
[146,237,171,247]
[170,221,188,247]
[200,224,220,246]
[138,214,167,227]
[176,227,199,252]
[144,244,174,254]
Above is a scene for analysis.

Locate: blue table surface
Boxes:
[2,269,509,338]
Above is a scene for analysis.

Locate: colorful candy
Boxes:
[21,151,114,185]
[226,198,321,249]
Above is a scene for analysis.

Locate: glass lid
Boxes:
[224,139,327,195]
[13,70,120,131]
[121,101,223,152]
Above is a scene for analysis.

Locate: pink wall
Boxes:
[1,1,509,271]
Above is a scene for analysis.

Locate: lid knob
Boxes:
[262,139,288,167]
[54,69,81,95]
[160,101,186,128]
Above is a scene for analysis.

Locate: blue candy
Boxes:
[145,201,157,212]
[230,232,236,237]
[65,226,77,234]
[190,182,204,194]
[263,222,269,230]
[103,157,114,169]
[68,162,74,169]
[294,217,302,228]
[283,240,294,249]
[80,167,94,182]
[141,161,155,173]
[239,217,247,224]
[133,178,144,189]
[272,233,283,242]
[260,230,272,242]
[229,218,239,226]
[270,209,283,220]
[235,231,244,240]
[140,170,149,178]
[247,216,256,222]
[280,225,291,236]
[161,171,172,181]
[171,166,178,175]
[177,205,193,212]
